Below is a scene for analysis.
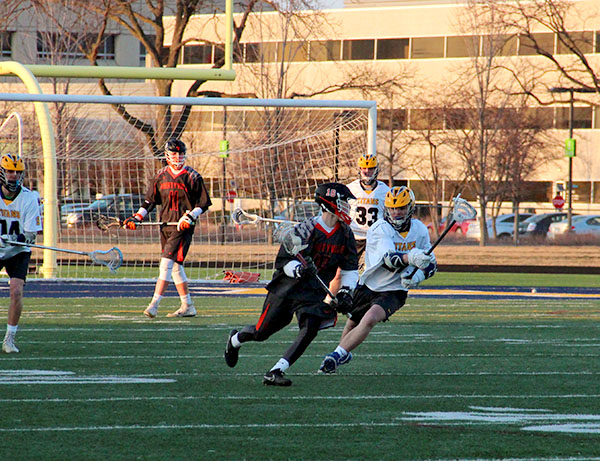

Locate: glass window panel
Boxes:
[376,38,409,60]
[277,41,308,62]
[556,107,592,129]
[187,111,213,131]
[378,109,407,130]
[411,37,444,59]
[183,44,212,64]
[519,33,555,56]
[342,39,374,60]
[557,31,593,54]
[446,35,479,57]
[409,109,444,130]
[521,107,554,129]
[0,31,11,58]
[309,40,340,61]
[445,109,475,129]
[482,34,517,56]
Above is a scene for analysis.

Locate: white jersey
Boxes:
[0,186,43,259]
[360,218,433,292]
[347,179,390,241]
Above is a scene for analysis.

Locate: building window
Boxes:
[0,32,11,58]
[410,109,444,130]
[37,32,115,60]
[309,40,340,61]
[557,31,593,54]
[556,106,592,129]
[277,41,308,62]
[244,42,277,63]
[518,33,555,56]
[183,44,213,64]
[376,38,409,60]
[342,39,374,60]
[482,34,517,56]
[411,37,444,59]
[446,35,479,57]
[378,109,407,130]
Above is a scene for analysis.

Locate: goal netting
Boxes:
[0,98,372,281]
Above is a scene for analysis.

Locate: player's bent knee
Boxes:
[172,263,188,285]
[158,257,174,282]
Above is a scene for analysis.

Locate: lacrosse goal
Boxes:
[0,94,376,279]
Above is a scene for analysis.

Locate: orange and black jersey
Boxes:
[142,166,212,223]
[267,219,358,302]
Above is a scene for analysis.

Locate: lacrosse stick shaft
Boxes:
[295,253,337,301]
[231,207,298,225]
[6,240,90,256]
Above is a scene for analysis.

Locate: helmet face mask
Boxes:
[384,186,415,232]
[0,153,25,193]
[314,182,356,225]
[357,154,379,187]
[164,138,187,170]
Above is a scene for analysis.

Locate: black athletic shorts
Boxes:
[347,283,408,323]
[0,251,31,281]
[160,227,193,264]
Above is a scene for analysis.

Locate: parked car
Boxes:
[547,214,600,239]
[517,212,572,238]
[432,216,475,235]
[465,213,534,240]
[66,194,150,227]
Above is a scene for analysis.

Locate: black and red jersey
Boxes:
[143,166,212,223]
[267,219,358,302]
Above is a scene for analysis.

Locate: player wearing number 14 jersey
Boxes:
[346,154,390,260]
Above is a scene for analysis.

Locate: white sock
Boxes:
[6,324,17,336]
[180,293,193,306]
[149,294,162,307]
[334,345,348,357]
[270,358,290,372]
[231,333,242,348]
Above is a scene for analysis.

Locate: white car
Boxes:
[547,214,600,239]
[465,213,534,240]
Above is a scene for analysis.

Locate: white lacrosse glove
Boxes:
[407,248,432,270]
[177,210,197,231]
[401,269,425,289]
[383,251,406,271]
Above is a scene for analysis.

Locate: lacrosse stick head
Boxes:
[231,208,260,225]
[449,194,477,223]
[96,215,122,232]
[276,225,308,256]
[89,247,123,273]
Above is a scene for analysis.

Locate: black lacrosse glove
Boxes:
[292,256,318,279]
[332,286,353,314]
[123,213,142,230]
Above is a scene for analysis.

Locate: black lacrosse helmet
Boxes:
[314,182,356,225]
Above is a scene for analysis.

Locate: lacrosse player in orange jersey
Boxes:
[0,153,43,353]
[319,186,437,373]
[123,138,212,318]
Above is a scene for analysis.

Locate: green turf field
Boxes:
[1,290,599,460]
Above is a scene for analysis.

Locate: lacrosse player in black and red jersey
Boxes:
[123,138,212,318]
[319,186,437,374]
[224,182,359,386]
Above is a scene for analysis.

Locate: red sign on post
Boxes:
[552,194,565,209]
[225,190,237,204]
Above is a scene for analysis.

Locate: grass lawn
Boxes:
[0,279,599,460]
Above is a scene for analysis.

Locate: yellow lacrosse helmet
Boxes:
[385,186,415,231]
[0,153,25,192]
[357,154,379,186]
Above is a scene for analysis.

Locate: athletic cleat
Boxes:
[2,334,19,353]
[338,352,353,366]
[224,329,239,368]
[143,305,158,318]
[318,352,340,374]
[166,304,197,317]
[263,369,292,386]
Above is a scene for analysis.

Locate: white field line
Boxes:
[1,393,600,404]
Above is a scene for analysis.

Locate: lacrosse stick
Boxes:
[96,215,177,232]
[277,226,337,301]
[405,194,477,278]
[5,240,123,273]
[231,207,299,226]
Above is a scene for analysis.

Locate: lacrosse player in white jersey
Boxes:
[319,186,437,373]
[329,154,389,296]
[0,154,43,353]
